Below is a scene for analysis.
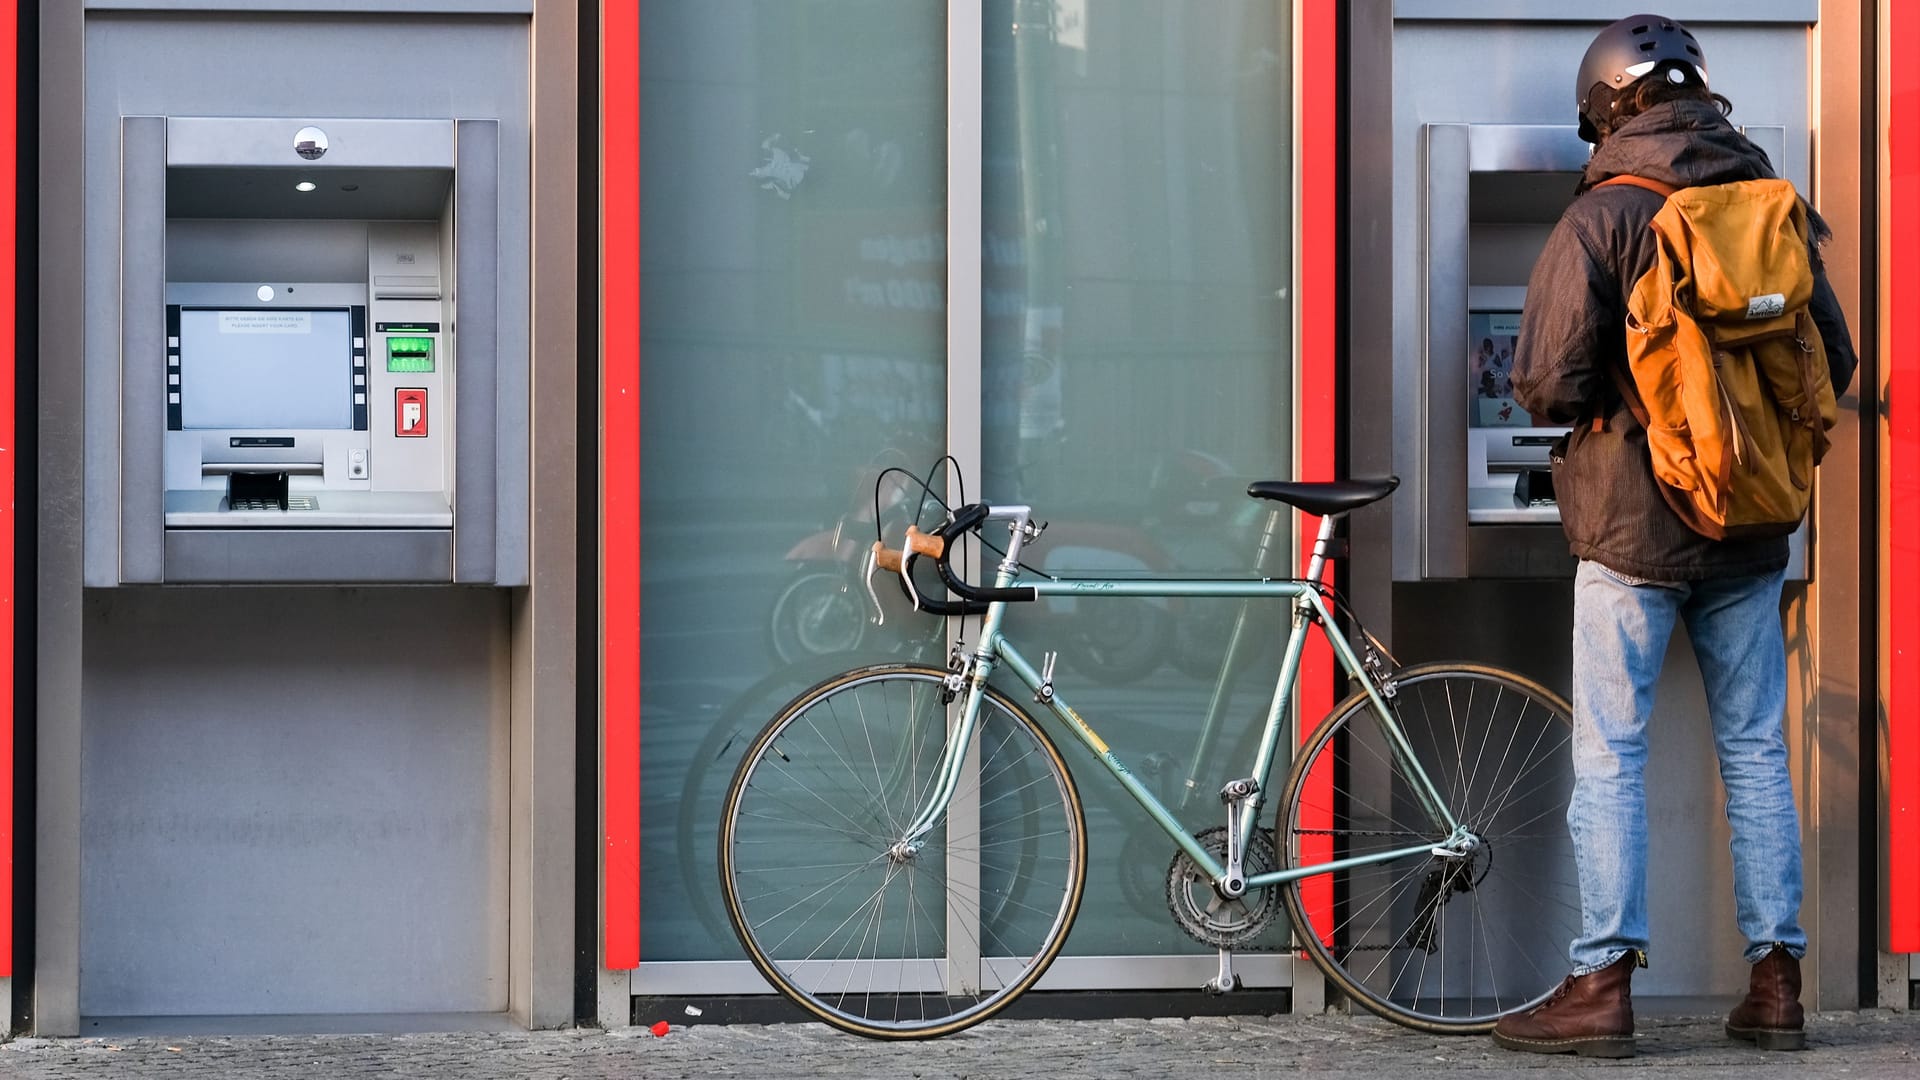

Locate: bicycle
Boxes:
[718,471,1579,1039]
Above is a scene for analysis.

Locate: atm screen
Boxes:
[178,308,355,430]
[1468,310,1535,428]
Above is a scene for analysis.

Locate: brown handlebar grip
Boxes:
[872,540,904,574]
[904,525,947,559]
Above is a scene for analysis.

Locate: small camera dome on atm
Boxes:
[293,126,329,160]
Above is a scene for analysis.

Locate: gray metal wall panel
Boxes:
[168,220,372,284]
[1382,11,1825,1003]
[514,0,576,1025]
[1393,1,1818,21]
[163,530,452,583]
[1348,0,1399,647]
[166,116,454,168]
[481,114,529,586]
[76,10,531,1021]
[1420,125,1469,580]
[1807,0,1869,1011]
[39,0,90,1037]
[79,587,510,1016]
[120,117,167,584]
[454,119,501,584]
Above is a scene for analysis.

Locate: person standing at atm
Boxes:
[1493,13,1858,1059]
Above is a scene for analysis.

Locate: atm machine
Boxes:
[1418,119,1795,582]
[1352,5,1827,1007]
[102,116,522,586]
[32,1,570,1035]
[65,114,529,1025]
[165,236,446,529]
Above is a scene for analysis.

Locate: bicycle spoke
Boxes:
[721,667,1083,1039]
[1282,665,1576,1032]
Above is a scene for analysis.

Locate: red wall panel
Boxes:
[0,0,18,978]
[1888,0,1919,954]
[602,0,642,970]
[1292,0,1339,948]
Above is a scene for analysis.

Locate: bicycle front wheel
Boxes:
[719,664,1086,1039]
[1278,662,1579,1033]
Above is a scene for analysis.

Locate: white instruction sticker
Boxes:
[219,311,313,334]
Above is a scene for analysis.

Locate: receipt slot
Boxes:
[94,116,525,586]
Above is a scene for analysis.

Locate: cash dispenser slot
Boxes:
[227,470,291,512]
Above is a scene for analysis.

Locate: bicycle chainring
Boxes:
[1165,826,1281,949]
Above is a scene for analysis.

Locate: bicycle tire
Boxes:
[1277,662,1579,1033]
[720,663,1087,1039]
[673,655,877,942]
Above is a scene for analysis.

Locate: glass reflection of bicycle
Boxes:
[769,458,1242,683]
[718,468,1579,1039]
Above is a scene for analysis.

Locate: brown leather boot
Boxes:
[1727,944,1806,1051]
[1490,952,1636,1058]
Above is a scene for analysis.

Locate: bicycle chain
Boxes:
[1290,828,1431,839]
[1289,832,1486,955]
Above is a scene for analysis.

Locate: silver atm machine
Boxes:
[164,232,451,532]
[1418,119,1794,581]
[1419,123,1595,579]
[39,1,569,1035]
[1355,5,1825,1008]
[102,115,522,586]
[75,117,527,1024]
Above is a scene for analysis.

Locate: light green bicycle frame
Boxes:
[897,506,1471,894]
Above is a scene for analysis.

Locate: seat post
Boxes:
[1301,512,1340,587]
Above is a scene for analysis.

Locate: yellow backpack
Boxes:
[1602,174,1839,540]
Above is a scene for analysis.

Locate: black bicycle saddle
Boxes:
[1246,477,1400,516]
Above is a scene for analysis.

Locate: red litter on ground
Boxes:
[650,1021,671,1037]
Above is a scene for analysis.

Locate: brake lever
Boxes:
[862,546,886,627]
[869,538,925,615]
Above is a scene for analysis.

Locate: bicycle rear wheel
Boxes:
[719,664,1086,1039]
[1277,662,1579,1033]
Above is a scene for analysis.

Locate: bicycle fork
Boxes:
[895,509,1041,853]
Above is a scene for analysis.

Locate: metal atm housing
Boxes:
[1417,120,1794,582]
[1352,5,1830,1007]
[100,116,523,586]
[34,2,571,1034]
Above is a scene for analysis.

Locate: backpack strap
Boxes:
[1597,174,1681,198]
[1593,174,1680,432]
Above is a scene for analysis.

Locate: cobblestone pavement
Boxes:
[2,1010,1916,1079]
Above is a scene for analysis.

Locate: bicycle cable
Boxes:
[870,459,1401,672]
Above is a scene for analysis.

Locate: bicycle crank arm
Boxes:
[1204,949,1242,995]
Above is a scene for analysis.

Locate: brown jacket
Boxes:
[1513,100,1857,580]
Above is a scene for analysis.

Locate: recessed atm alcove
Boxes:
[97,115,525,585]
[1414,120,1797,582]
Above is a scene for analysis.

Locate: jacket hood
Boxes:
[1578,98,1775,194]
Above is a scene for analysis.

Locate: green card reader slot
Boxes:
[386,336,436,373]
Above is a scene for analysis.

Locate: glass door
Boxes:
[977,0,1296,979]
[628,0,1296,990]
[635,0,951,967]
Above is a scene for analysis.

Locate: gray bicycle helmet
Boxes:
[1576,13,1709,143]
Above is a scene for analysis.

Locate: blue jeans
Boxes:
[1567,559,1806,974]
